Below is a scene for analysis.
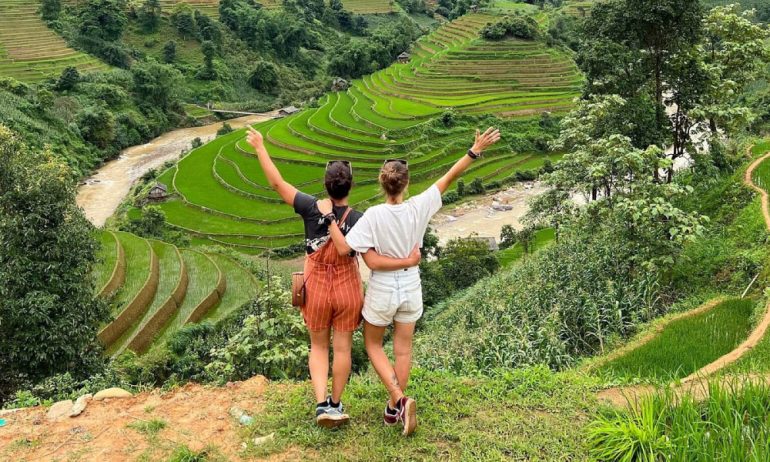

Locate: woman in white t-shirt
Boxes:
[319,127,501,436]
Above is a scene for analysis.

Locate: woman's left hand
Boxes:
[317,198,333,215]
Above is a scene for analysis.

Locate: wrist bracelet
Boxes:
[467,148,481,160]
[324,213,337,224]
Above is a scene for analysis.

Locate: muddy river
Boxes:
[76,111,278,227]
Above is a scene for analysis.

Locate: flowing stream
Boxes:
[76,112,278,227]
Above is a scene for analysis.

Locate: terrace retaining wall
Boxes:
[127,246,190,354]
[98,240,159,347]
[185,254,227,324]
[97,231,126,298]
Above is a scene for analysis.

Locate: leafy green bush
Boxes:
[481,15,539,40]
[205,277,309,382]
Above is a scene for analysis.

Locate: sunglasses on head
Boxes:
[326,160,353,178]
[384,159,408,167]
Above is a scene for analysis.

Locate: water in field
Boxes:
[76,112,277,227]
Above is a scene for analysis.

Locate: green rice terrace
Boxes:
[129,12,579,253]
[0,0,109,82]
[93,230,258,357]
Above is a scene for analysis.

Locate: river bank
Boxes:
[76,111,278,228]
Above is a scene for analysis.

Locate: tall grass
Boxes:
[596,298,755,382]
[589,378,770,461]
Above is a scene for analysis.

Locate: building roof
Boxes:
[398,52,411,59]
[279,105,300,114]
[151,183,168,192]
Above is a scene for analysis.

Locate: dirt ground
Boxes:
[0,377,270,462]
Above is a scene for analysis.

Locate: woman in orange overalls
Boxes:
[246,128,419,428]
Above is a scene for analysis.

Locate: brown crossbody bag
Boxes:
[291,207,352,307]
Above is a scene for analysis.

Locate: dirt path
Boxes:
[76,112,278,228]
[597,151,770,407]
[0,377,272,461]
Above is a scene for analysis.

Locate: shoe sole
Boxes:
[402,399,417,436]
[316,414,350,429]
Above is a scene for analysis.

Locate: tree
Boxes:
[41,0,62,21]
[124,205,165,238]
[76,106,116,148]
[468,177,484,195]
[162,40,177,64]
[516,227,534,257]
[54,66,80,92]
[78,0,128,42]
[198,40,216,80]
[248,60,279,93]
[138,0,161,32]
[131,60,183,111]
[457,178,465,196]
[499,225,516,249]
[693,5,770,137]
[0,125,109,403]
[170,3,198,40]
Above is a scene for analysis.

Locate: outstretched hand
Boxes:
[317,198,333,216]
[246,127,264,152]
[471,127,501,154]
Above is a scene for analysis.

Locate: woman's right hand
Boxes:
[246,127,264,152]
[471,127,501,154]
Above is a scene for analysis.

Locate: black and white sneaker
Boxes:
[315,396,350,428]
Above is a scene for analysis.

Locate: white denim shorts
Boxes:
[363,267,423,327]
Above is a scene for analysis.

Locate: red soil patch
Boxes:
[0,376,269,461]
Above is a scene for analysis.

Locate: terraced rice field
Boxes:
[341,0,396,14]
[94,231,259,355]
[596,298,755,382]
[137,13,579,252]
[0,0,108,82]
[159,0,221,16]
[496,228,555,267]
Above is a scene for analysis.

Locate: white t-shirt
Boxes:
[346,185,443,259]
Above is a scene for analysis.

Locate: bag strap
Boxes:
[339,206,352,227]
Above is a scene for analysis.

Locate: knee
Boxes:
[393,341,413,358]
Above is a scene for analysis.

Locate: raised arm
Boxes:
[435,127,501,194]
[246,127,297,206]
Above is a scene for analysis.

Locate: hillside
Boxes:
[91,230,259,356]
[0,0,108,82]
[129,11,579,252]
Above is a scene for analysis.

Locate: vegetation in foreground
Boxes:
[590,378,770,461]
[245,366,595,461]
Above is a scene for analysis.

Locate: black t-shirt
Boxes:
[294,191,363,255]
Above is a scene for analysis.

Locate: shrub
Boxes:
[205,277,309,382]
[442,190,460,204]
[514,170,538,182]
[457,178,466,196]
[216,122,233,136]
[191,137,203,149]
[248,60,280,94]
[468,177,485,195]
[481,15,539,41]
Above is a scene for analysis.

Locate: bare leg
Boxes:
[392,322,416,395]
[364,321,404,407]
[331,330,353,404]
[308,329,331,404]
